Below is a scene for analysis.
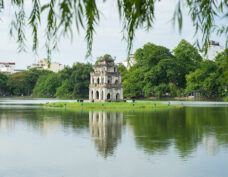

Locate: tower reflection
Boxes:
[89,111,123,158]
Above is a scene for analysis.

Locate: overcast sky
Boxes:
[0,0,226,69]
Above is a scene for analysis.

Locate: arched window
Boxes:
[96,91,99,99]
[97,78,100,84]
[108,76,111,84]
[102,78,104,84]
[107,93,111,100]
[116,93,120,101]
[115,80,118,84]
[92,78,94,84]
[114,67,116,72]
[91,91,93,99]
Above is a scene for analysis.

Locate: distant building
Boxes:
[89,56,123,102]
[203,40,224,61]
[0,62,15,75]
[122,54,136,70]
[27,59,64,72]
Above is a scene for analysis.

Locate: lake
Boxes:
[0,99,228,177]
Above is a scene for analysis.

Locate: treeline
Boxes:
[0,39,227,100]
[119,40,228,99]
[0,63,93,99]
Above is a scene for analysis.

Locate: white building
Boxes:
[27,59,64,72]
[0,62,15,75]
[203,41,224,61]
[122,54,136,70]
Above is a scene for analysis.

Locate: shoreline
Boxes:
[44,102,181,110]
[0,96,226,102]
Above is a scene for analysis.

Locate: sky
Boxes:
[0,0,226,69]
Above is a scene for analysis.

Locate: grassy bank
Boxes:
[44,101,180,110]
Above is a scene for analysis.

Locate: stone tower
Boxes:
[89,56,123,102]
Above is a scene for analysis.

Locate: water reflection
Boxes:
[126,107,228,158]
[0,108,89,135]
[203,135,219,155]
[89,111,123,158]
[0,106,228,160]
[1,104,228,177]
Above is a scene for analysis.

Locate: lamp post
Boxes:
[168,102,170,110]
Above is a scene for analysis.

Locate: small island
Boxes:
[44,101,180,110]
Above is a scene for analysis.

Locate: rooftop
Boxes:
[98,57,114,62]
[95,56,115,67]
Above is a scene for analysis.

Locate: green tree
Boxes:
[143,58,179,97]
[134,43,174,69]
[117,63,127,80]
[0,73,8,95]
[56,62,93,99]
[153,83,169,98]
[224,50,228,82]
[33,73,61,97]
[173,39,202,88]
[124,42,179,98]
[215,49,228,83]
[6,69,52,96]
[7,72,27,96]
[24,69,52,95]
[55,80,73,98]
[123,67,145,98]
[122,41,225,99]
[185,58,226,98]
[169,83,178,97]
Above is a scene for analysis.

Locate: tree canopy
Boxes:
[32,72,61,97]
[0,73,8,95]
[0,62,92,98]
[56,62,93,98]
[32,63,93,98]
[121,40,227,99]
[173,39,202,88]
[122,41,196,98]
[6,69,51,96]
[185,49,227,97]
[0,41,226,99]
[0,0,227,59]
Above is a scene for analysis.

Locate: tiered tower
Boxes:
[89,56,123,102]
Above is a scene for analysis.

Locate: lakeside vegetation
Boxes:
[0,40,227,101]
[121,40,228,99]
[0,63,93,98]
[45,102,179,110]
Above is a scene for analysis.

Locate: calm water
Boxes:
[0,100,228,177]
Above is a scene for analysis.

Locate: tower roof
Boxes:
[99,57,114,62]
[95,56,115,67]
